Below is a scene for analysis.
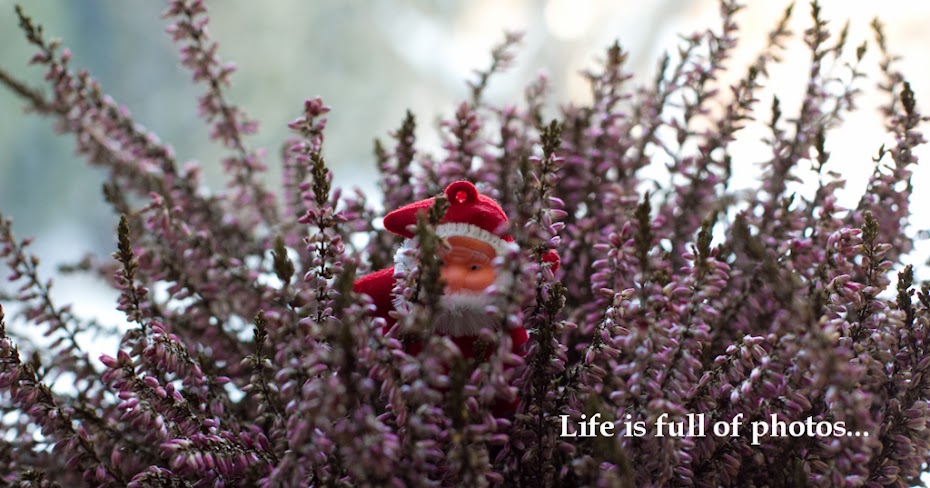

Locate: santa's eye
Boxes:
[470,265,482,271]
[438,259,446,267]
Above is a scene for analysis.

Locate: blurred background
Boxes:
[1,0,929,328]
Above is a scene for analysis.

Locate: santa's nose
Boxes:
[437,236,497,293]
[441,266,468,293]
[440,262,496,293]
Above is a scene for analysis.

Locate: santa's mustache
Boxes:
[429,292,497,337]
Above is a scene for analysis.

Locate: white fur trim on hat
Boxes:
[434,223,516,258]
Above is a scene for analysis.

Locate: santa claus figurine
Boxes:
[354,180,559,361]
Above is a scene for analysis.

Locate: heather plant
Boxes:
[1,1,929,487]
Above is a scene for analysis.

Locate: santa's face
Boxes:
[424,235,498,337]
[439,236,497,294]
[392,231,513,337]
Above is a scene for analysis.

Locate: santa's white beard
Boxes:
[430,293,497,337]
[393,290,497,337]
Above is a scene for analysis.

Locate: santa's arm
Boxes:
[503,252,554,355]
[353,267,397,327]
[542,249,560,273]
[509,326,529,355]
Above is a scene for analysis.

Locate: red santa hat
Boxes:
[383,180,560,272]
